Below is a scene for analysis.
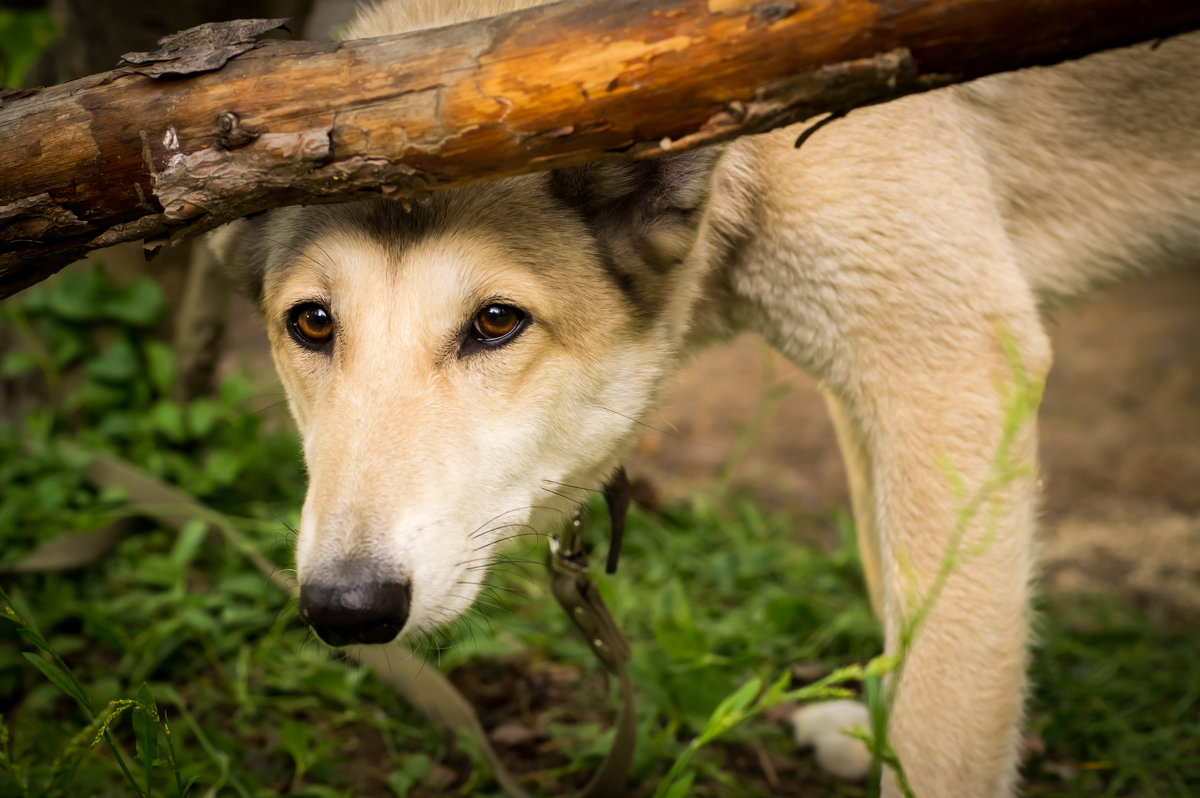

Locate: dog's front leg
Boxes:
[831,317,1049,797]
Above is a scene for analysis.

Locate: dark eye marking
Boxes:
[287,302,334,352]
[458,303,528,358]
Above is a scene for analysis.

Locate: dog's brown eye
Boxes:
[473,304,524,342]
[288,303,334,350]
[459,303,528,358]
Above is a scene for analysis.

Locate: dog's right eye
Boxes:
[473,304,524,342]
[288,303,334,351]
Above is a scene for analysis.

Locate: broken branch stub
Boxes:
[3,0,1200,297]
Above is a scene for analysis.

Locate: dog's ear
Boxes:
[205,215,270,307]
[550,145,724,272]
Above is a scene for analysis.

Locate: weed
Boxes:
[1,267,1196,796]
[648,332,1045,797]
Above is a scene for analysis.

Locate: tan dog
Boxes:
[213,1,1200,794]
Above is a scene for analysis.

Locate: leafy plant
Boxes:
[1,266,305,565]
[0,268,444,796]
[1,267,1196,797]
[0,588,192,798]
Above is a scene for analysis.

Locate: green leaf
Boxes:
[864,673,888,744]
[169,519,209,575]
[218,374,254,407]
[50,331,86,368]
[50,755,83,792]
[31,475,69,512]
[760,670,792,708]
[186,399,218,437]
[280,716,311,756]
[98,484,128,504]
[651,580,707,661]
[765,596,820,633]
[178,607,218,637]
[660,769,696,798]
[15,626,52,655]
[149,402,187,443]
[145,341,175,396]
[133,684,158,793]
[45,269,102,321]
[1,349,36,378]
[136,682,157,713]
[21,652,90,710]
[87,337,140,383]
[203,450,241,486]
[95,411,137,441]
[0,8,56,88]
[387,754,430,798]
[104,278,165,327]
[703,676,761,739]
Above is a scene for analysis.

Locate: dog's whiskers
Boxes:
[466,503,572,541]
[456,579,525,597]
[541,478,604,495]
[466,558,539,577]
[540,486,586,507]
[446,589,506,614]
[595,403,680,438]
[469,520,538,543]
[466,506,536,541]
[472,527,544,552]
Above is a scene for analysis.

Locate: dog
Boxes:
[211,1,1200,794]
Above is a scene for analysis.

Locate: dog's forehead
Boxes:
[259,192,629,353]
[271,174,570,266]
[261,177,588,303]
[262,228,537,325]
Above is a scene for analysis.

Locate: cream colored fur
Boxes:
[212,2,1200,795]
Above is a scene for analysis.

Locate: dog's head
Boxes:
[213,152,723,645]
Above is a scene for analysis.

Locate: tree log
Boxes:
[3,0,1200,298]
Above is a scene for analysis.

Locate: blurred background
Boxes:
[1,1,1197,796]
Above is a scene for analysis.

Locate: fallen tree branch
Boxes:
[3,0,1200,297]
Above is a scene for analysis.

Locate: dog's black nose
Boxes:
[299,580,412,646]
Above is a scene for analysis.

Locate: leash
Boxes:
[4,448,639,797]
[547,465,637,797]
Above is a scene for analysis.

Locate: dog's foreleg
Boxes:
[840,321,1049,798]
[723,99,1058,794]
[823,387,884,618]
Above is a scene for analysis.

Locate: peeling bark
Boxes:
[118,18,292,78]
[3,0,1200,297]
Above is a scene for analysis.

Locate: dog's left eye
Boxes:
[288,302,334,350]
[471,304,526,344]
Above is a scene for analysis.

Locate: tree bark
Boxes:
[26,0,314,86]
[3,0,1200,298]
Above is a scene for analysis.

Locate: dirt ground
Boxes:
[625,269,1200,621]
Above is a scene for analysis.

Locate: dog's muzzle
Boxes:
[299,578,412,646]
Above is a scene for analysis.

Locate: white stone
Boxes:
[790,700,873,782]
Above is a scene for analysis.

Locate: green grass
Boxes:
[1,267,1197,796]
[1025,599,1200,797]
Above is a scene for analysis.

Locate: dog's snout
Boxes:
[299,579,412,647]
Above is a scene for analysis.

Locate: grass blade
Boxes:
[21,652,90,712]
[133,683,159,796]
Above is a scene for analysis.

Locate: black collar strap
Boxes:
[602,466,631,575]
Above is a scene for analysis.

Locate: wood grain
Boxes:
[3,0,1200,297]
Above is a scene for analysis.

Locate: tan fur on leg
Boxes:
[824,387,884,619]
